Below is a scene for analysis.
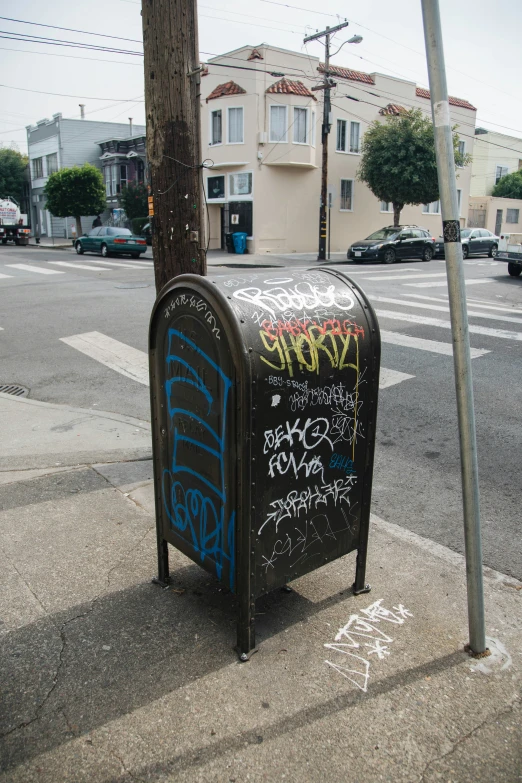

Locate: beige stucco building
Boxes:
[201,44,476,254]
[469,129,522,197]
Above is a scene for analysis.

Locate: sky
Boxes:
[1,0,521,154]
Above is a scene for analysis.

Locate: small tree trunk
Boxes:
[392,203,403,226]
[75,216,83,238]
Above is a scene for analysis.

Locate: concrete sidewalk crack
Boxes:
[418,696,520,782]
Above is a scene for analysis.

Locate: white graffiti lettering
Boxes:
[263,417,333,455]
[233,281,355,319]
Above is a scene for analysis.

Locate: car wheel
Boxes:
[422,246,434,262]
[383,248,396,264]
[130,253,140,259]
[489,244,498,258]
[75,241,84,255]
[508,262,521,277]
[462,245,469,259]
[1,239,7,245]
[101,243,109,258]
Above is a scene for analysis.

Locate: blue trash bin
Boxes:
[232,232,247,255]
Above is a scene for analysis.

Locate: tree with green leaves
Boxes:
[0,148,28,205]
[492,170,522,199]
[44,164,106,237]
[357,108,470,226]
[119,182,148,221]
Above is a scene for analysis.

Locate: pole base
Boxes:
[152,575,172,588]
[352,582,371,596]
[464,643,491,659]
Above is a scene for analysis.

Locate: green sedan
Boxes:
[75,226,148,258]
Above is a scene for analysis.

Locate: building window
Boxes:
[227,107,244,144]
[422,200,441,214]
[495,165,508,184]
[111,166,118,197]
[457,189,462,215]
[210,110,222,145]
[507,208,520,224]
[136,159,145,184]
[293,107,308,144]
[207,175,225,201]
[350,121,360,153]
[229,171,252,198]
[457,140,465,166]
[33,157,43,179]
[269,105,287,143]
[340,179,354,211]
[311,111,316,147]
[105,166,111,196]
[336,119,347,152]
[46,153,58,175]
[380,201,392,212]
[119,165,127,191]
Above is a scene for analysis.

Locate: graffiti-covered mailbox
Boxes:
[149,268,380,659]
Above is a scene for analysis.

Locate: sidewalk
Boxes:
[0,393,520,782]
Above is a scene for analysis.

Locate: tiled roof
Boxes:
[247,48,263,61]
[265,77,317,100]
[206,81,247,102]
[200,64,209,77]
[379,103,408,116]
[319,63,374,84]
[415,87,476,111]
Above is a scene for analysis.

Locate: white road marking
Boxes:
[342,267,422,275]
[48,261,109,271]
[375,309,522,341]
[0,272,13,278]
[77,259,140,269]
[379,367,415,389]
[361,272,447,282]
[405,278,496,288]
[60,332,149,385]
[380,330,489,358]
[6,263,64,275]
[372,295,522,325]
[403,293,522,315]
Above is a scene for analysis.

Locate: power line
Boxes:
[0,16,142,43]
[0,83,140,101]
[0,43,143,66]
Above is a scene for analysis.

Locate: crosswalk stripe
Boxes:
[379,367,415,389]
[361,272,447,281]
[6,263,64,275]
[405,278,496,288]
[77,259,141,269]
[403,293,522,315]
[380,330,489,358]
[372,295,522,325]
[375,309,522,341]
[60,332,149,385]
[48,261,109,271]
[0,272,12,278]
[342,267,422,275]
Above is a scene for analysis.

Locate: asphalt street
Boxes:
[1,244,521,579]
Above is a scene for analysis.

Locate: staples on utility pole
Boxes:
[304,21,349,261]
[141,0,206,292]
[421,0,488,657]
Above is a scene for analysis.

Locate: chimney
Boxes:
[129,117,133,136]
[79,104,85,119]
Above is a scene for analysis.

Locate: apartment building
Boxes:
[201,44,476,254]
[26,115,145,238]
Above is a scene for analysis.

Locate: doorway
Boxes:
[495,209,503,236]
[220,201,253,249]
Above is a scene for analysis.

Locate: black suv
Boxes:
[348,225,436,264]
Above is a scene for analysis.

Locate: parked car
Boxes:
[434,228,499,259]
[141,222,152,245]
[75,226,147,258]
[347,225,436,264]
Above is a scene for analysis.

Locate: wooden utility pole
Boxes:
[142,0,206,292]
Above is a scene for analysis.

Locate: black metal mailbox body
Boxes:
[149,268,380,658]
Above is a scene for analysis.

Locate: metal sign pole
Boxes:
[421,0,487,655]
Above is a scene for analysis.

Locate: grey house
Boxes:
[26,114,145,238]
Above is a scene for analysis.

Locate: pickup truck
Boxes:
[498,233,522,277]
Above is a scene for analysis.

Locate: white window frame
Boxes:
[104,166,111,196]
[293,106,309,145]
[495,165,508,184]
[457,139,466,167]
[349,121,361,154]
[339,178,354,212]
[111,165,118,197]
[33,157,44,179]
[46,153,58,176]
[119,164,128,192]
[380,201,393,213]
[506,208,519,224]
[206,174,226,203]
[209,109,223,146]
[311,111,316,147]
[228,171,253,201]
[336,119,347,152]
[422,200,441,214]
[269,104,288,143]
[227,106,244,145]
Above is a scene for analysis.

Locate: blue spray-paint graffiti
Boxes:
[162,328,235,590]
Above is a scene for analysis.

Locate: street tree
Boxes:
[492,170,522,199]
[0,148,28,205]
[357,108,470,226]
[119,182,148,220]
[44,164,106,237]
